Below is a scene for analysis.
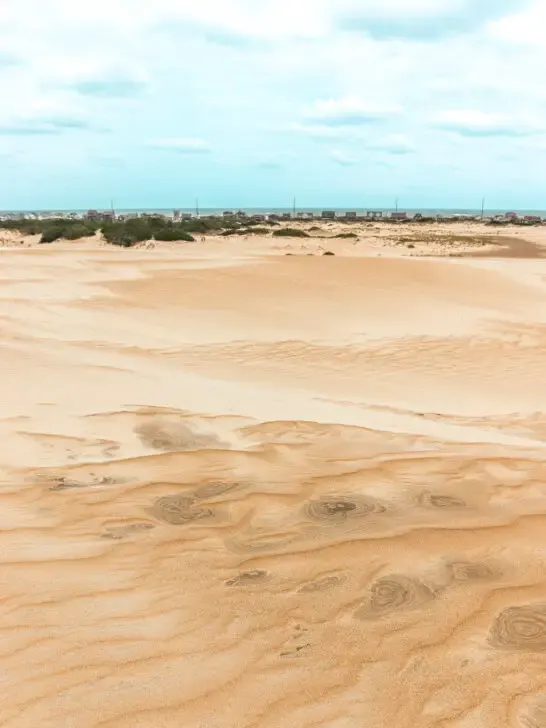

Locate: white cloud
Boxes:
[487,0,545,45]
[288,123,344,140]
[305,97,402,126]
[367,134,415,154]
[430,109,544,137]
[0,97,96,134]
[330,149,359,166]
[149,137,212,153]
[0,0,546,209]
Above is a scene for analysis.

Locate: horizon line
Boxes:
[0,205,543,214]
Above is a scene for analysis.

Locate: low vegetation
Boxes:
[221,227,270,237]
[394,233,489,248]
[334,232,358,239]
[0,215,209,246]
[101,217,198,246]
[272,228,310,238]
[0,217,101,244]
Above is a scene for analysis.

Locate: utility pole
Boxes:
[196,198,200,218]
[481,197,485,219]
[395,197,399,213]
[292,196,296,217]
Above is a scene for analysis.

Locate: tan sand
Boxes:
[2,234,546,727]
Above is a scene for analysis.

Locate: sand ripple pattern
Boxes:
[490,604,546,652]
[194,481,239,499]
[304,495,386,524]
[519,695,546,728]
[418,490,467,509]
[449,561,499,582]
[225,570,270,587]
[8,246,546,728]
[356,574,435,619]
[299,575,346,593]
[149,494,214,526]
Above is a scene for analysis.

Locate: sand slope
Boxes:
[2,243,546,727]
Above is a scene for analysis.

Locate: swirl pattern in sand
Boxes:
[5,236,546,727]
[490,604,546,652]
[356,574,435,619]
[303,495,386,524]
[149,494,214,525]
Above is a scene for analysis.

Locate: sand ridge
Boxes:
[2,240,546,726]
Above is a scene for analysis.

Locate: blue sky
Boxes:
[1,0,546,210]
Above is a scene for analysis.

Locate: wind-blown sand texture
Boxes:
[3,236,546,727]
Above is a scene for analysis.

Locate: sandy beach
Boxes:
[3,225,546,727]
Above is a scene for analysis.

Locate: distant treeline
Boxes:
[0,215,279,246]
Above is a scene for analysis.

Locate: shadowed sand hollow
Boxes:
[3,244,546,726]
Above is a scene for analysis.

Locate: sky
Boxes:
[1,0,546,210]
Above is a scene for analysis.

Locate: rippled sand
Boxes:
[3,244,546,727]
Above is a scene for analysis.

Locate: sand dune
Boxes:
[2,241,546,727]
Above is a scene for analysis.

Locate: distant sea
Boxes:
[2,207,546,217]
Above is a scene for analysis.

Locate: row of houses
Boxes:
[494,212,542,223]
[213,210,409,221]
[3,209,544,225]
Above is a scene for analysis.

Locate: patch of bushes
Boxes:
[334,232,358,239]
[40,226,65,244]
[104,230,140,248]
[153,229,195,242]
[272,228,310,238]
[102,217,196,246]
[242,227,270,235]
[0,217,100,243]
[184,217,230,233]
[221,226,270,237]
[63,223,96,240]
[0,214,280,248]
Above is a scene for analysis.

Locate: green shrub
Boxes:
[272,228,310,238]
[63,224,94,240]
[334,232,358,239]
[102,223,143,247]
[40,226,65,244]
[222,227,270,236]
[244,227,270,235]
[153,228,195,242]
[108,231,141,247]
